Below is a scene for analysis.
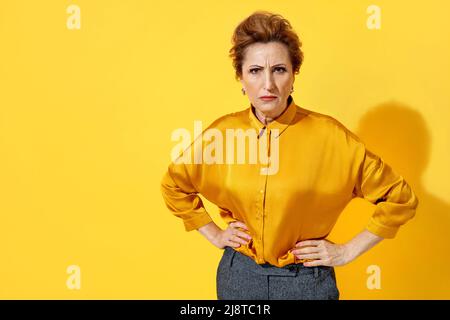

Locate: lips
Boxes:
[260,96,277,101]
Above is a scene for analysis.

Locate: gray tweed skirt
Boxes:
[216,246,340,300]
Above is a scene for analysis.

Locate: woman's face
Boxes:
[240,41,295,120]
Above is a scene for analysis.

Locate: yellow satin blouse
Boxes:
[160,95,419,267]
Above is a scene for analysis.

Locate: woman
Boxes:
[160,11,418,300]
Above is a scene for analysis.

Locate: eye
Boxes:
[274,67,287,73]
[249,67,286,74]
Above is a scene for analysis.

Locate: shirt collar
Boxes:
[248,95,297,137]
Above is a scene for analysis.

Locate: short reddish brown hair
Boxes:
[229,11,304,81]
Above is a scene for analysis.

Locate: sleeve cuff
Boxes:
[366,217,399,239]
[183,213,213,232]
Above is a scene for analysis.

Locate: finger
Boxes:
[231,235,249,246]
[295,253,322,260]
[303,259,325,267]
[229,228,248,239]
[232,221,248,230]
[237,231,252,240]
[228,239,241,248]
[295,240,320,248]
[291,247,320,255]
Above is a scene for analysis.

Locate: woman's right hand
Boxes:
[212,221,252,249]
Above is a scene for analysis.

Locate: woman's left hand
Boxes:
[290,239,354,267]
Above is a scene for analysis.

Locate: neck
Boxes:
[254,109,272,125]
[253,95,291,126]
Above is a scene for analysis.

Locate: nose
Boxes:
[263,69,275,92]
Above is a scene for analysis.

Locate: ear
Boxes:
[239,78,245,91]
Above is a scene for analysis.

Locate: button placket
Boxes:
[254,125,273,264]
[260,128,272,262]
[255,162,267,263]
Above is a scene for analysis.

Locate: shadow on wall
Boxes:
[355,101,450,298]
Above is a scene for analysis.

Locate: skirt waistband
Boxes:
[224,246,327,277]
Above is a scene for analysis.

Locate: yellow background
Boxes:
[1,0,449,299]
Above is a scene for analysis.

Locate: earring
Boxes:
[241,88,246,95]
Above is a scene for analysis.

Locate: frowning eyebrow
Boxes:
[248,63,287,68]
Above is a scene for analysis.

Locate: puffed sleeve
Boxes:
[160,160,213,232]
[352,142,419,239]
[160,121,215,232]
